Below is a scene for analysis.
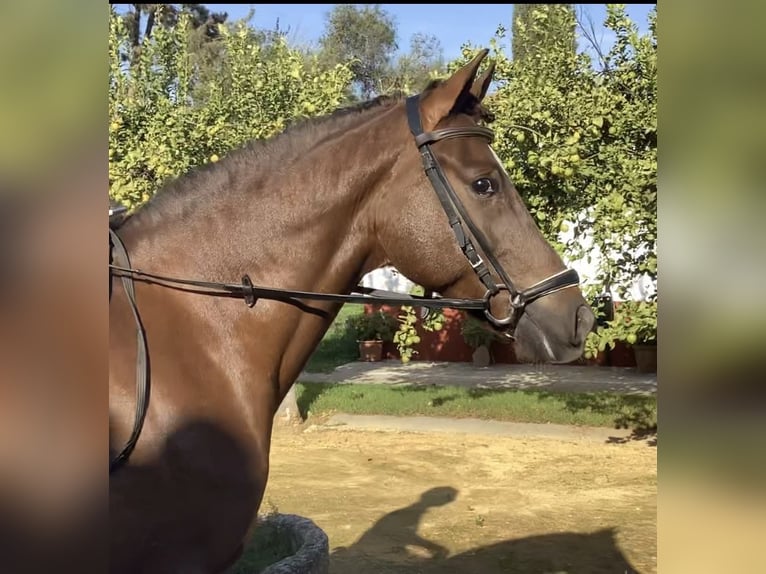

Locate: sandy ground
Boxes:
[256,423,657,574]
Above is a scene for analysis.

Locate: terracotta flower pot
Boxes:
[582,349,609,366]
[358,340,384,362]
[610,340,637,367]
[633,344,657,373]
[471,345,492,368]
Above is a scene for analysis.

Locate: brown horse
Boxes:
[109,50,595,573]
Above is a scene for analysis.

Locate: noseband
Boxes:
[404,95,580,330]
[109,94,581,472]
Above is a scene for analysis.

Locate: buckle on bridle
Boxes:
[470,254,485,270]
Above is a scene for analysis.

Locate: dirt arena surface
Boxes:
[258,423,657,573]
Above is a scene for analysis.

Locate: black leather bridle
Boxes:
[108,94,580,473]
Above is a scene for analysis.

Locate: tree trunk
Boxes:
[275,385,303,426]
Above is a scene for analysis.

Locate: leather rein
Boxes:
[108,94,580,473]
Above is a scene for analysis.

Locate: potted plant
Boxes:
[581,334,610,366]
[345,310,397,362]
[460,314,503,368]
[584,299,657,373]
[583,325,614,366]
[621,299,657,373]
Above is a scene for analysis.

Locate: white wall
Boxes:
[557,212,657,302]
[360,265,416,294]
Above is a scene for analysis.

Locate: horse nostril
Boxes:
[573,304,596,346]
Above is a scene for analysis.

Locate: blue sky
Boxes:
[207,3,655,61]
[114,4,655,63]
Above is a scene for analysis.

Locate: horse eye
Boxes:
[471,177,496,196]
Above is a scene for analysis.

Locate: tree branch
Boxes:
[575,6,609,72]
[129,4,141,48]
[144,5,156,42]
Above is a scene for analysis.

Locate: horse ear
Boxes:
[470,61,495,102]
[419,48,489,131]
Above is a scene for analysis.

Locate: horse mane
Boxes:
[116,92,407,230]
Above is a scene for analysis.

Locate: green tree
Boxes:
[512,4,576,64]
[388,32,446,94]
[109,11,353,208]
[318,4,398,100]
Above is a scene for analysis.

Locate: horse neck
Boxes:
[118,104,405,398]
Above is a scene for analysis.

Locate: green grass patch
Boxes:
[295,382,656,431]
[304,303,364,373]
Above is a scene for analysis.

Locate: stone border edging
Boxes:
[258,513,329,574]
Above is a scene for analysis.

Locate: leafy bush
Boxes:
[345,310,398,342]
[585,299,657,359]
[392,286,445,364]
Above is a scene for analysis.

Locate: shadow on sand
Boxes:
[330,486,642,574]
